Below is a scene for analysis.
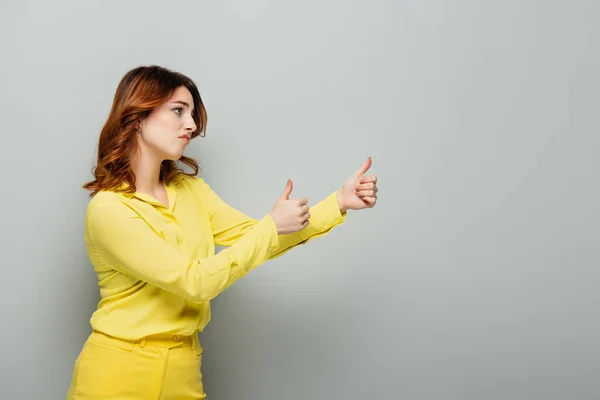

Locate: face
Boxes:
[137,86,197,161]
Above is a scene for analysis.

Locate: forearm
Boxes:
[268,191,346,259]
[89,201,280,303]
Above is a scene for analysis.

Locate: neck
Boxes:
[130,149,164,194]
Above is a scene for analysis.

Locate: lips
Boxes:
[178,134,191,142]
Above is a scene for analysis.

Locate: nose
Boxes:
[184,116,197,133]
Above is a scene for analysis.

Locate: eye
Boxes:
[173,107,183,115]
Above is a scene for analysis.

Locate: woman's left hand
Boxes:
[336,157,378,213]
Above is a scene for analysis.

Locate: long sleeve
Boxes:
[85,194,280,303]
[196,178,346,258]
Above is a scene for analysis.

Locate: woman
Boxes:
[67,65,378,399]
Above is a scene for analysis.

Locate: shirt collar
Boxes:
[115,178,179,211]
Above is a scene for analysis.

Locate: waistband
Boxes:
[89,330,201,352]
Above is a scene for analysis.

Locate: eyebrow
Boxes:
[172,100,194,111]
[173,100,190,108]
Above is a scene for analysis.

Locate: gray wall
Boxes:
[1,1,598,399]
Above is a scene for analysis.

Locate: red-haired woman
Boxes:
[66,65,378,399]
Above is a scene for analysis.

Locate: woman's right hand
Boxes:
[269,179,310,234]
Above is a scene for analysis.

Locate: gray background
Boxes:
[1,0,599,399]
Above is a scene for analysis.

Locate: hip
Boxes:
[66,330,205,399]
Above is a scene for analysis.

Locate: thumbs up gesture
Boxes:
[336,157,378,213]
[269,179,311,234]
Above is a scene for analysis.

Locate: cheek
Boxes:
[160,114,184,133]
[144,115,180,138]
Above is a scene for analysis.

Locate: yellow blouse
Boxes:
[84,174,346,340]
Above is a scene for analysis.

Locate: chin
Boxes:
[161,149,185,161]
[166,154,185,161]
[169,147,188,160]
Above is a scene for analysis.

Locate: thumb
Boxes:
[354,157,372,177]
[281,179,293,200]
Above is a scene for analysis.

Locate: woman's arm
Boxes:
[195,178,346,259]
[85,194,281,303]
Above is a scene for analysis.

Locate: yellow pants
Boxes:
[66,330,205,399]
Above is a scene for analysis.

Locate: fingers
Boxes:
[356,178,378,208]
[355,182,378,192]
[356,180,378,198]
[362,196,377,208]
[272,188,312,233]
[354,162,378,209]
[299,204,310,221]
[360,175,377,184]
[281,179,293,200]
[355,190,377,197]
[296,200,310,228]
[296,197,308,206]
[300,204,310,216]
[299,208,310,228]
[354,157,372,177]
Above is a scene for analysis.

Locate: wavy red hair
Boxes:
[83,65,208,196]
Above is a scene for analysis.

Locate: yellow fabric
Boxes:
[83,174,346,341]
[67,331,206,399]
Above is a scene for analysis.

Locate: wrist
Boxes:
[336,190,347,214]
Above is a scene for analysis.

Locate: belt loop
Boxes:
[139,338,146,348]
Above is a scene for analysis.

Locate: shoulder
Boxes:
[87,190,129,211]
[85,190,137,228]
[171,173,223,212]
[84,191,135,243]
